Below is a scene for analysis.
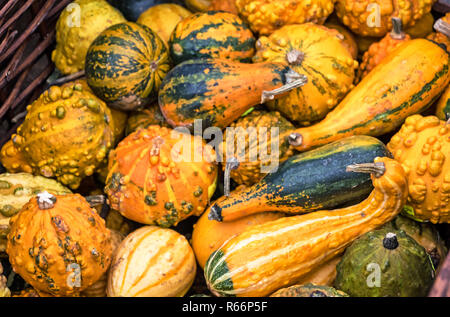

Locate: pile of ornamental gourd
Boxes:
[1,0,450,298]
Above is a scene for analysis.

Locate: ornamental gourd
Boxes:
[85,22,171,111]
[287,39,450,152]
[0,173,71,253]
[209,135,392,222]
[0,140,33,174]
[294,257,342,287]
[235,0,335,35]
[208,0,238,14]
[357,18,411,83]
[334,228,435,297]
[107,226,196,297]
[324,22,359,59]
[137,4,192,46]
[104,126,218,227]
[192,210,284,269]
[0,263,10,297]
[387,115,450,223]
[125,105,171,136]
[335,0,434,37]
[52,0,126,75]
[385,214,448,270]
[158,58,307,129]
[271,284,348,297]
[405,12,435,38]
[184,0,211,12]
[169,11,256,65]
[221,109,295,187]
[253,23,358,126]
[205,157,408,297]
[7,82,115,189]
[436,85,450,121]
[6,193,113,296]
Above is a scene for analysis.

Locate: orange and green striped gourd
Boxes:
[169,11,256,65]
[85,22,171,111]
[286,39,450,152]
[204,157,408,297]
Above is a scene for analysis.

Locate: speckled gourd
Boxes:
[335,0,435,37]
[235,0,335,35]
[0,173,71,253]
[107,226,196,297]
[221,109,295,186]
[271,283,348,297]
[334,228,435,297]
[6,193,113,296]
[104,126,218,227]
[253,23,358,126]
[52,0,126,75]
[387,115,450,223]
[7,82,115,189]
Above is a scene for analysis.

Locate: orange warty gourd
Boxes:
[104,126,218,227]
[204,157,408,297]
[335,0,435,37]
[436,84,450,121]
[6,193,113,296]
[387,115,450,224]
[235,0,335,35]
[357,17,411,82]
[0,140,33,174]
[192,209,284,269]
[324,22,359,59]
[107,226,196,297]
[253,23,358,126]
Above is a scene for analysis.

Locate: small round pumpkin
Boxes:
[335,0,434,37]
[334,228,435,297]
[436,84,450,121]
[107,226,196,297]
[9,82,115,189]
[137,4,192,46]
[357,17,411,82]
[0,173,71,253]
[51,0,126,75]
[192,208,284,268]
[253,23,357,125]
[235,0,335,35]
[271,283,348,297]
[125,104,171,136]
[85,22,171,111]
[104,125,218,227]
[6,193,113,296]
[387,115,450,224]
[220,109,295,186]
[169,11,256,65]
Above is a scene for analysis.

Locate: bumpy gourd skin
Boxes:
[221,110,295,186]
[335,0,434,37]
[104,126,218,227]
[6,194,113,296]
[253,23,357,126]
[334,228,435,297]
[0,140,33,174]
[52,0,126,75]
[10,82,115,189]
[235,0,335,35]
[0,173,71,253]
[271,283,348,297]
[0,263,10,297]
[388,115,450,224]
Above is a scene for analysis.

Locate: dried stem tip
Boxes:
[37,191,57,210]
[346,162,386,178]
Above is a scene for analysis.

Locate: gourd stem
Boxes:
[434,19,450,38]
[261,70,307,104]
[48,70,85,86]
[85,195,106,207]
[383,232,399,250]
[286,49,305,65]
[390,17,405,40]
[346,162,386,178]
[224,157,240,197]
[288,132,303,147]
[208,204,223,222]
